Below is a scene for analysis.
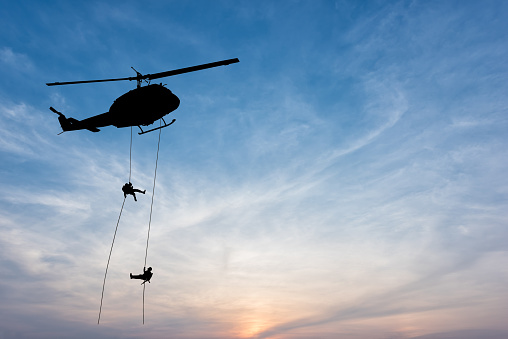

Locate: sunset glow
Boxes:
[1,1,508,338]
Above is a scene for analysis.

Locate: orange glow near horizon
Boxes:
[231,316,272,339]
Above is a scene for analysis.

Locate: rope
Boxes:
[129,126,133,182]
[97,122,162,325]
[143,119,163,324]
[143,283,146,324]
[98,127,134,324]
[98,197,126,324]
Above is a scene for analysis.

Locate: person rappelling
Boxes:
[122,182,146,201]
[99,116,167,324]
[130,267,153,285]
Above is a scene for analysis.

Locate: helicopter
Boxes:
[47,58,239,135]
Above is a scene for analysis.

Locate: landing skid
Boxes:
[138,118,176,135]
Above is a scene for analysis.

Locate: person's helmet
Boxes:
[147,267,152,271]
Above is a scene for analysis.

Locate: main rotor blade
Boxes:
[145,58,240,81]
[46,77,136,86]
[46,58,239,87]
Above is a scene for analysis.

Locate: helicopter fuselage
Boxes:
[52,84,180,133]
[80,84,179,128]
[109,84,180,127]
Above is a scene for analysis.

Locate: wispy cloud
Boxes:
[1,1,508,338]
[0,47,34,71]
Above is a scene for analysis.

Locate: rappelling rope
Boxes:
[143,119,162,324]
[129,126,133,182]
[98,127,134,324]
[98,197,126,324]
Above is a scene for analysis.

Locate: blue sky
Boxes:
[1,1,508,338]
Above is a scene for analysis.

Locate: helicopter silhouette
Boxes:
[47,58,239,135]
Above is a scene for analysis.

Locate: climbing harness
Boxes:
[98,121,163,324]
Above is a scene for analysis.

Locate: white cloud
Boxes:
[0,47,34,71]
[1,1,508,338]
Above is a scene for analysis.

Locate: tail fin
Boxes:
[49,107,100,133]
[50,107,74,132]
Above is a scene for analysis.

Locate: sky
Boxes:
[0,1,507,338]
